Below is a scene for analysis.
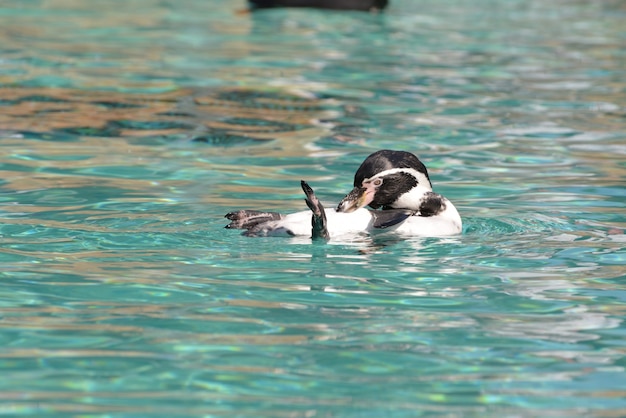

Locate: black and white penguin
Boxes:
[225,150,462,238]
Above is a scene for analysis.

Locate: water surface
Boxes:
[0,0,625,416]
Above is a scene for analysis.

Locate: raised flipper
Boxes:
[301,180,330,241]
[371,209,414,229]
[225,210,284,230]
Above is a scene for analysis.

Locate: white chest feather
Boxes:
[390,184,433,210]
[277,208,374,237]
[261,203,461,239]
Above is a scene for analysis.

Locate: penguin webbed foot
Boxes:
[225,210,283,231]
[301,180,330,241]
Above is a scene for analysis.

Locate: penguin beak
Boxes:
[336,185,376,213]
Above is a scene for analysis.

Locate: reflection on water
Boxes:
[0,87,338,148]
[1,0,625,416]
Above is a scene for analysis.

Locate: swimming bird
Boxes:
[225,150,462,238]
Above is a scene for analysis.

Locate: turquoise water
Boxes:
[1,0,625,416]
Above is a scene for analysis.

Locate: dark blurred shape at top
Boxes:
[248,0,388,11]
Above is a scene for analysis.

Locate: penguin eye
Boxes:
[372,178,383,187]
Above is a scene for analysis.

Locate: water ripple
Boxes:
[0,0,625,416]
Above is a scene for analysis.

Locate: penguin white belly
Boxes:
[392,202,462,236]
[270,208,374,238]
